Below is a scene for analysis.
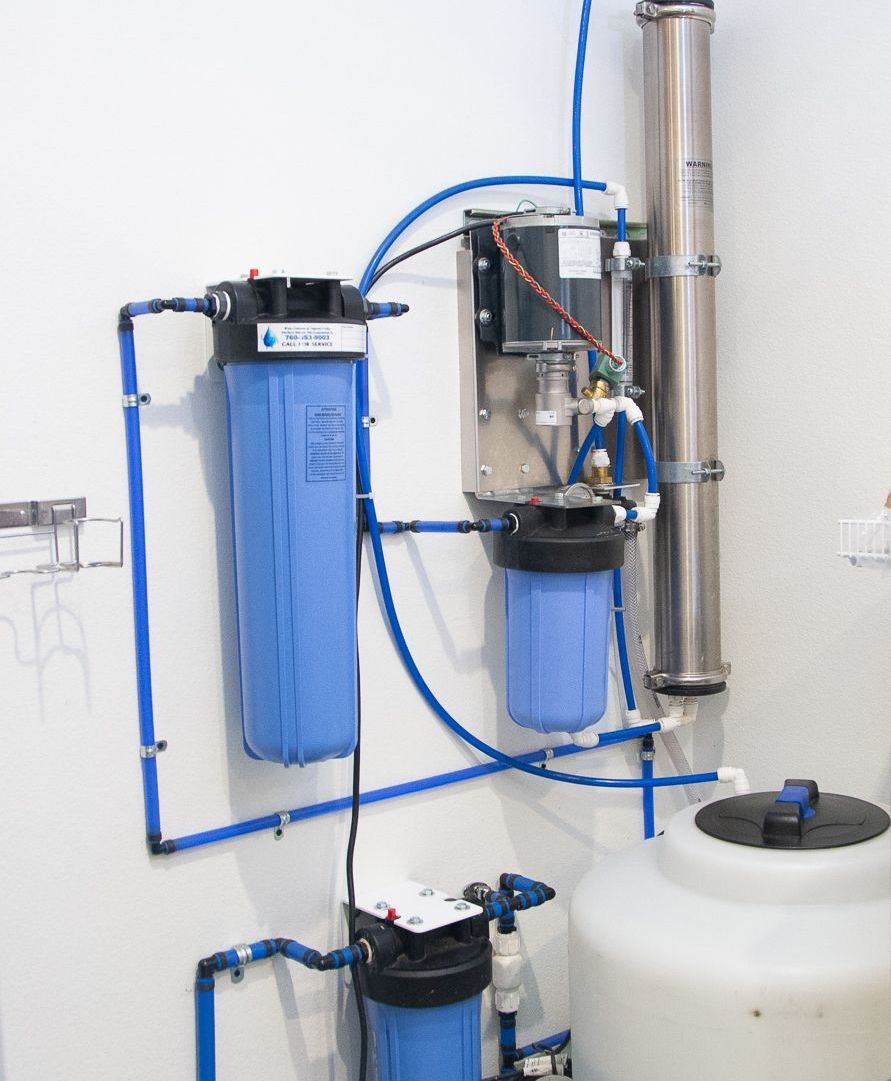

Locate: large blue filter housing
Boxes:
[211,275,366,765]
[358,915,492,1081]
[494,504,625,734]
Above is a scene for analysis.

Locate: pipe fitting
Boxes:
[717,767,752,795]
[604,180,630,210]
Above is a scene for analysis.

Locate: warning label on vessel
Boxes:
[678,159,714,210]
[306,405,346,483]
[535,409,559,426]
[557,228,601,279]
[257,322,367,354]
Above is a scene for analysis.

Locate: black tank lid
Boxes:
[696,779,890,850]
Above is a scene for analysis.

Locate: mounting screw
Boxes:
[454,902,470,911]
[231,967,244,984]
[517,408,529,420]
[477,257,492,273]
[520,463,530,474]
[406,916,423,925]
[138,392,152,406]
[478,309,494,326]
[480,464,493,476]
[273,826,284,840]
[374,901,388,911]
[361,416,377,428]
[479,408,491,422]
[418,888,434,897]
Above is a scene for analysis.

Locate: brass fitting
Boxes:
[582,377,612,401]
[588,464,614,486]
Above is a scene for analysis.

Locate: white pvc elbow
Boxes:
[592,398,617,427]
[717,767,752,795]
[605,180,630,210]
[613,396,644,426]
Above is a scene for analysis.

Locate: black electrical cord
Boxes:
[366,216,502,290]
[346,485,368,1081]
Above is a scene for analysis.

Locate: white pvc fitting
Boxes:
[592,398,618,427]
[717,767,752,795]
[605,180,630,210]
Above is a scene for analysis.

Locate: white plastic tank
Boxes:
[569,780,891,1081]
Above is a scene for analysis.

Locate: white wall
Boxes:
[0,1,888,1079]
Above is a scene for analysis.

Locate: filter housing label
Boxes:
[306,405,346,483]
[257,322,367,353]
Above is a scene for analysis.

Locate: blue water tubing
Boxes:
[642,735,656,839]
[571,0,594,217]
[356,436,719,792]
[379,518,509,535]
[117,298,219,844]
[194,938,368,1081]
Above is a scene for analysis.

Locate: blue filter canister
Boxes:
[358,915,492,1081]
[211,275,367,765]
[494,503,625,734]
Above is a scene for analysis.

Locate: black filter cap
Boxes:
[210,275,366,363]
[696,779,890,850]
[493,503,624,575]
[356,913,492,1009]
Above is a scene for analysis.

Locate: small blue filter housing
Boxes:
[494,503,625,734]
[211,275,367,765]
[359,915,492,1081]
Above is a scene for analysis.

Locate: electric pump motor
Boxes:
[497,210,603,354]
[210,274,366,766]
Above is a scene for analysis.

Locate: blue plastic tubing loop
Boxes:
[356,431,718,792]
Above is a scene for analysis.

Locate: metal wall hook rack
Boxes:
[0,498,123,581]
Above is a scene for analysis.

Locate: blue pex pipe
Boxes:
[195,978,216,1081]
[118,322,162,843]
[517,1030,571,1060]
[571,0,594,216]
[633,420,658,494]
[163,741,609,854]
[379,518,507,534]
[617,207,627,242]
[642,751,656,839]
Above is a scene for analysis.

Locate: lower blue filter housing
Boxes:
[367,997,483,1081]
[504,567,612,733]
[494,503,625,735]
[212,275,367,765]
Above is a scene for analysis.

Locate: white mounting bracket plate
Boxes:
[354,878,480,935]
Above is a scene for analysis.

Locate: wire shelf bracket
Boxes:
[0,498,123,581]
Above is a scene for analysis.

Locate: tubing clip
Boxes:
[231,944,251,983]
[361,416,377,428]
[122,392,151,408]
[139,740,167,758]
[273,811,290,840]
